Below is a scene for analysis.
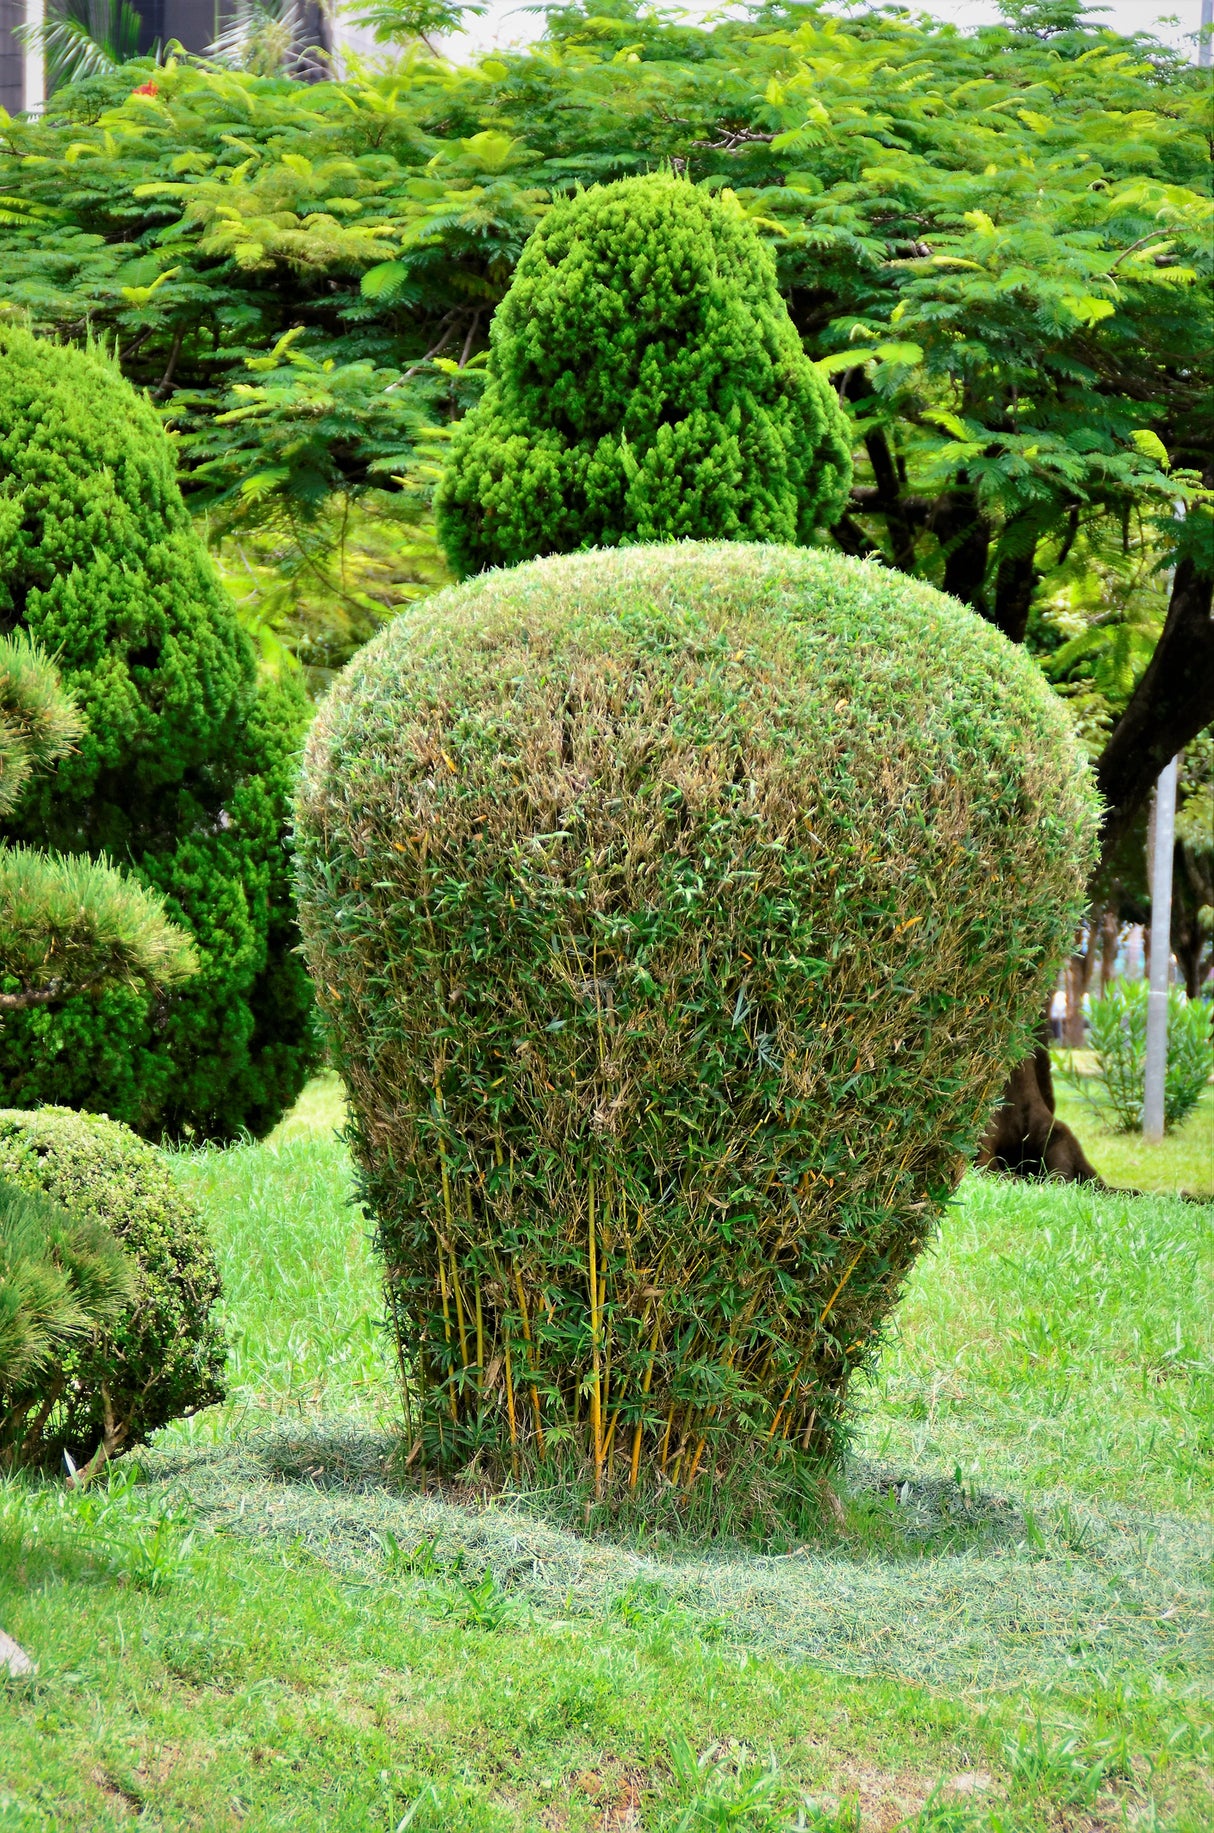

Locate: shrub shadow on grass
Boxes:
[147,1421,1026,1560]
[135,1425,1211,1697]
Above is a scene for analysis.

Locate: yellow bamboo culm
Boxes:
[767,1241,865,1442]
[449,1245,471,1372]
[588,1172,604,1495]
[436,1253,458,1425]
[513,1266,546,1460]
[434,1072,463,1422]
[473,1270,486,1419]
[659,1402,677,1474]
[630,1307,664,1490]
[502,1329,519,1479]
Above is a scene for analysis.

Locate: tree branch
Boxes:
[1095,554,1214,867]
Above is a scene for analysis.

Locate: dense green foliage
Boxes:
[0,329,316,1137]
[0,1106,225,1463]
[436,175,852,575]
[0,3,1206,666]
[296,543,1097,1489]
[1087,981,1213,1133]
[0,1178,135,1470]
[0,631,198,1011]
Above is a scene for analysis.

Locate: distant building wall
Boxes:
[138,0,219,55]
[0,0,336,116]
[0,0,25,115]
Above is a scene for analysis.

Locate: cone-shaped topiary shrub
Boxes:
[435,176,853,579]
[295,544,1097,1499]
[0,327,317,1140]
[0,1106,225,1465]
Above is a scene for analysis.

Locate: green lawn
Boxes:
[1,1078,1210,1832]
[1050,1057,1213,1201]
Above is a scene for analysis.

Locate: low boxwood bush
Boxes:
[0,1107,225,1463]
[435,174,852,578]
[295,544,1097,1497]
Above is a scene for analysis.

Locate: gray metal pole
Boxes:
[1142,755,1179,1140]
[1202,0,1213,70]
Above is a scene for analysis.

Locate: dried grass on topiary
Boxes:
[295,544,1097,1500]
[0,1107,225,1465]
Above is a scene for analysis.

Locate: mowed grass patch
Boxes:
[2,1087,1211,1830]
[2,1464,1209,1833]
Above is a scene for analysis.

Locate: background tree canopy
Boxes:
[1,0,1209,867]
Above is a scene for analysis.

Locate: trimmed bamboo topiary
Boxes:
[295,544,1097,1498]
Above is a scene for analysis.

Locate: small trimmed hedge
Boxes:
[0,1107,225,1462]
[295,544,1097,1494]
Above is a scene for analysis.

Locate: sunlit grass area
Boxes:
[1051,1056,1213,1198]
[2,1076,1210,1831]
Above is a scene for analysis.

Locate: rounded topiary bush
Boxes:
[295,544,1097,1495]
[0,326,316,1140]
[0,1107,225,1462]
[436,175,853,578]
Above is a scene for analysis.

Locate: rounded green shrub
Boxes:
[435,176,853,579]
[0,327,317,1140]
[0,1106,225,1462]
[295,543,1097,1494]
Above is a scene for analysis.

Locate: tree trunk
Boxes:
[1175,841,1214,999]
[992,544,1039,645]
[934,487,991,614]
[983,551,1214,1183]
[1095,556,1214,869]
[1099,905,1120,993]
[976,1018,1101,1181]
[1063,943,1092,1047]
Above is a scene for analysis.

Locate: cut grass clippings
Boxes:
[1,1076,1211,1831]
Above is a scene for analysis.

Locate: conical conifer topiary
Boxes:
[0,328,316,1139]
[436,175,853,577]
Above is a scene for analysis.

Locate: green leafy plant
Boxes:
[0,327,316,1139]
[0,1105,226,1466]
[295,542,1097,1499]
[1088,980,1213,1132]
[436,174,853,576]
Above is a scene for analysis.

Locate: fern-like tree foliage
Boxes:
[436,175,853,577]
[0,329,316,1140]
[0,633,198,1012]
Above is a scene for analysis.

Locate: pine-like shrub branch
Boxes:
[0,631,84,819]
[0,845,199,1010]
[0,1177,136,1470]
